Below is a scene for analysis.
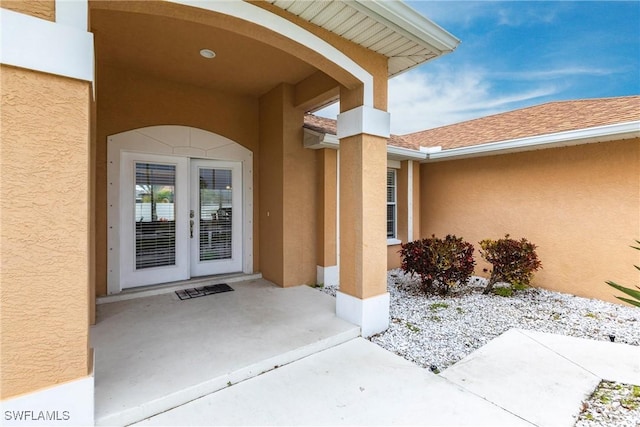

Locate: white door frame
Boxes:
[107,126,253,295]
[190,159,243,276]
[119,152,190,288]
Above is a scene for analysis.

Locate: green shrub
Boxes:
[400,235,475,295]
[493,287,513,297]
[606,240,640,307]
[479,235,542,295]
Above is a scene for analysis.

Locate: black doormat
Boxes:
[175,284,234,300]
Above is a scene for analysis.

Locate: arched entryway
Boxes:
[106,126,253,294]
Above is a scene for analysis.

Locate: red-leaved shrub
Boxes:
[479,235,542,294]
[400,235,475,295]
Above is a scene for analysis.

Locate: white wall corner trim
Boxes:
[337,106,391,139]
[0,8,94,82]
[336,291,390,337]
[317,265,339,287]
[55,0,88,30]
[1,374,94,426]
[407,160,414,241]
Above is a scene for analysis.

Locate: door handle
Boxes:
[190,210,195,239]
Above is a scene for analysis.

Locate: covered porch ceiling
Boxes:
[90,4,321,98]
[90,0,459,105]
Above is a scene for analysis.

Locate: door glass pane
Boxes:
[199,168,232,261]
[135,163,176,269]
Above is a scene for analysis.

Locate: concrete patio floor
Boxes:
[91,278,359,426]
[136,329,640,427]
[92,278,640,427]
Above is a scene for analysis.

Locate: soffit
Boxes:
[90,8,318,97]
[266,0,460,77]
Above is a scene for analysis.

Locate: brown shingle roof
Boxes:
[304,114,337,135]
[403,96,640,150]
[303,113,417,149]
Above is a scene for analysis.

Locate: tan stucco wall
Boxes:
[1,65,90,398]
[420,139,640,303]
[1,0,55,21]
[387,244,402,269]
[316,149,337,267]
[95,65,260,296]
[259,84,317,287]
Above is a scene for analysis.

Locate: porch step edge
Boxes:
[96,328,360,427]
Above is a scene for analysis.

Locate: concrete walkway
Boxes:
[134,329,640,426]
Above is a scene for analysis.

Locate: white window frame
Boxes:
[387,168,400,245]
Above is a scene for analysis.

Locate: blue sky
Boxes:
[317,1,640,134]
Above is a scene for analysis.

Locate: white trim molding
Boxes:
[106,126,254,294]
[317,265,339,287]
[337,106,391,139]
[0,8,94,82]
[1,373,94,426]
[425,121,640,162]
[336,291,390,337]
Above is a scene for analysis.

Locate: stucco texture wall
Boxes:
[94,65,260,296]
[1,65,90,398]
[0,0,55,21]
[420,139,640,303]
[259,84,317,287]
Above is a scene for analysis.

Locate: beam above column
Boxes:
[337,105,390,139]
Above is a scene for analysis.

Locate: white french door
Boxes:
[190,160,242,277]
[119,153,242,289]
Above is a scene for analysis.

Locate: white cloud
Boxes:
[387,68,557,133]
[408,1,560,28]
[493,67,616,80]
[315,67,558,134]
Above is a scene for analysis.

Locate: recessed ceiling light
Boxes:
[200,49,216,59]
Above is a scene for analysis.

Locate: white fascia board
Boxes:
[425,121,640,162]
[303,128,339,149]
[387,145,427,161]
[350,0,460,54]
[0,8,94,82]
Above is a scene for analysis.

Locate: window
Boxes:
[387,168,397,239]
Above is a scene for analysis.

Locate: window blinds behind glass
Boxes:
[135,163,177,269]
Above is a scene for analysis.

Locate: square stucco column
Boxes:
[316,149,338,287]
[336,105,390,337]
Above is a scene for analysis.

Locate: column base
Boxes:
[316,265,339,287]
[336,291,390,337]
[2,372,94,427]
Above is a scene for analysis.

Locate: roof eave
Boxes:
[387,145,427,160]
[349,0,460,55]
[423,121,640,162]
[303,127,426,160]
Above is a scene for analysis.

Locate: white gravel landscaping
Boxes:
[319,269,640,426]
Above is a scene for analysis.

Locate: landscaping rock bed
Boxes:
[319,269,640,426]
